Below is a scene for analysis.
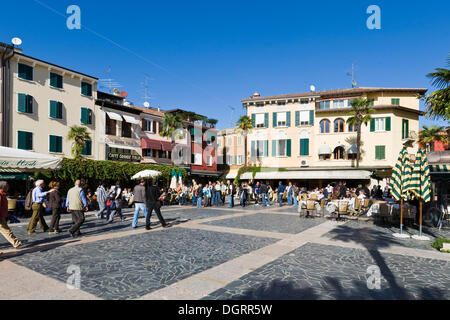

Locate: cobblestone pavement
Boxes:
[203,242,450,300]
[202,213,327,234]
[1,205,449,300]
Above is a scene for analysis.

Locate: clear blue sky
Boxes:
[1,0,449,129]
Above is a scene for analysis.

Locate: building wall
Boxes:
[9,56,97,159]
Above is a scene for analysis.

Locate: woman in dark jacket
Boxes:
[48,181,62,234]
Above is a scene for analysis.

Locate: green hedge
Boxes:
[233,166,287,184]
[432,238,450,251]
[34,158,187,193]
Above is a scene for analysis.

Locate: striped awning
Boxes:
[429,164,449,173]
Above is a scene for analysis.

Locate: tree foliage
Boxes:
[423,55,450,121]
[67,126,91,159]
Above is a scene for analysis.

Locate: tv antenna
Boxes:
[99,66,122,93]
[141,74,154,107]
[347,63,358,88]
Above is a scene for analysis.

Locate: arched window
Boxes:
[334,119,345,133]
[348,123,358,132]
[320,119,330,133]
[333,146,345,160]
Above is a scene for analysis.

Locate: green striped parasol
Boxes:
[390,147,412,201]
[408,148,431,203]
[408,148,432,239]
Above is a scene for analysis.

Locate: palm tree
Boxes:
[160,113,183,147]
[419,125,448,152]
[206,118,218,128]
[423,55,450,121]
[346,98,375,168]
[235,115,253,167]
[67,125,91,159]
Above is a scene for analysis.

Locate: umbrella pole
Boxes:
[419,199,423,237]
[400,198,404,234]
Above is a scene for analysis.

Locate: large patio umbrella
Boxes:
[408,148,432,240]
[131,169,162,180]
[170,169,177,189]
[389,147,412,238]
[178,170,183,186]
[0,146,62,170]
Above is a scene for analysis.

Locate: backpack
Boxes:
[24,189,33,211]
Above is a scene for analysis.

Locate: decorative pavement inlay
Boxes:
[203,242,450,300]
[9,227,277,300]
[202,213,327,234]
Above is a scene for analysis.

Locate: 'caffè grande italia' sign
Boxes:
[107,152,141,162]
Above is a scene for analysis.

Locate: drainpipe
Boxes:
[1,43,15,147]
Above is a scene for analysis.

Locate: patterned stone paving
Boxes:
[202,213,326,234]
[203,242,450,300]
[323,220,450,252]
[9,227,277,300]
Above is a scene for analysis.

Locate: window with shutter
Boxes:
[49,135,63,153]
[81,108,92,124]
[18,63,33,81]
[286,112,291,127]
[391,98,400,105]
[50,73,63,89]
[375,146,386,160]
[18,131,32,150]
[300,139,309,156]
[82,140,92,156]
[295,111,300,126]
[309,110,314,126]
[81,82,92,96]
[264,113,269,128]
[50,101,63,119]
[273,113,277,128]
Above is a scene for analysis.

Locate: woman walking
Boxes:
[48,181,62,234]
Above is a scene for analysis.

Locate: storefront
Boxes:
[106,144,141,162]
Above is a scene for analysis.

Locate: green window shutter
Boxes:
[272,140,277,157]
[375,146,380,160]
[25,95,33,113]
[295,111,300,126]
[264,140,268,157]
[18,131,32,150]
[370,118,375,132]
[50,73,60,88]
[57,102,63,119]
[405,120,409,138]
[287,139,291,157]
[51,136,57,153]
[81,82,92,96]
[402,120,405,139]
[81,108,87,124]
[309,110,314,126]
[391,98,400,105]
[251,141,256,157]
[375,146,386,160]
[50,101,57,118]
[264,113,269,128]
[385,117,391,131]
[18,63,33,80]
[300,139,309,156]
[273,113,277,128]
[18,93,26,112]
[402,119,409,138]
[286,112,291,127]
[82,140,92,156]
[251,114,256,128]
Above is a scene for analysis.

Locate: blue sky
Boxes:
[1,0,449,129]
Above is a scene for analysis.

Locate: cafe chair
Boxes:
[304,200,317,218]
[319,199,327,217]
[336,201,349,221]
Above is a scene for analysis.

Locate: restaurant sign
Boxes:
[107,151,141,162]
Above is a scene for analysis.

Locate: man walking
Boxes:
[107,181,125,223]
[0,181,22,250]
[226,180,235,208]
[197,184,204,208]
[132,180,148,229]
[95,182,108,219]
[277,181,285,207]
[146,180,171,230]
[260,181,270,207]
[28,180,54,235]
[254,182,261,205]
[214,182,222,206]
[65,180,88,238]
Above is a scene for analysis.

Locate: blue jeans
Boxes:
[261,193,270,206]
[107,199,123,222]
[228,194,233,207]
[278,194,283,207]
[287,192,293,205]
[97,203,107,218]
[132,203,148,228]
[214,191,221,205]
[294,195,298,207]
[197,197,202,208]
[192,195,197,206]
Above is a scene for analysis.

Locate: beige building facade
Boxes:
[224,87,426,186]
[2,47,98,159]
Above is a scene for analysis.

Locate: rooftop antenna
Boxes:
[99,66,122,93]
[141,74,153,107]
[347,63,358,88]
